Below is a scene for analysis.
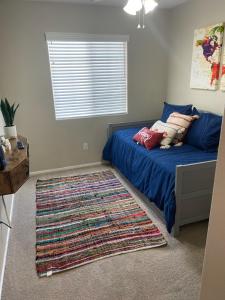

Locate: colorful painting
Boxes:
[220,48,225,91]
[190,23,224,90]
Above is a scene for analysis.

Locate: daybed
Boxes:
[103,119,218,236]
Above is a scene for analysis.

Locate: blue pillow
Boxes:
[161,102,193,122]
[186,108,222,152]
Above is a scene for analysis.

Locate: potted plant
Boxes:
[0,98,19,139]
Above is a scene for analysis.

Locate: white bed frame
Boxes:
[107,120,216,236]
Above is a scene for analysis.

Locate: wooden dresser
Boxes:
[0,136,29,195]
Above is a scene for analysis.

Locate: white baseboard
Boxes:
[0,194,14,300]
[30,161,103,176]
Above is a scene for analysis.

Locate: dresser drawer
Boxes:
[0,173,12,195]
[10,159,29,193]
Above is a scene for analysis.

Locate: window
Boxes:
[46,33,128,120]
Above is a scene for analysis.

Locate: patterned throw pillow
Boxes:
[166,112,199,145]
[151,121,178,148]
[133,127,164,150]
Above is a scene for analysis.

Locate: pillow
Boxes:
[166,112,199,144]
[151,120,178,146]
[133,127,164,150]
[186,108,222,151]
[161,102,193,122]
[144,130,165,150]
[133,127,150,146]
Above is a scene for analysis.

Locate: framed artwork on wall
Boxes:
[220,50,225,91]
[190,23,224,90]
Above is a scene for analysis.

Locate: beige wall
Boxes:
[0,0,169,172]
[167,0,225,115]
[200,111,225,300]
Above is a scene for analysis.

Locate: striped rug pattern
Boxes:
[36,170,166,277]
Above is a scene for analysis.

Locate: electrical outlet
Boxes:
[83,142,88,151]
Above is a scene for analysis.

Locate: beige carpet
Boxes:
[2,166,207,300]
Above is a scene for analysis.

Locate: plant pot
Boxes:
[4,125,17,139]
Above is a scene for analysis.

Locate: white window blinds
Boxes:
[46,33,128,120]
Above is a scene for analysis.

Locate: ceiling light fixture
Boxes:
[123,0,142,15]
[123,0,158,29]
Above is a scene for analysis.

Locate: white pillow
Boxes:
[151,120,178,146]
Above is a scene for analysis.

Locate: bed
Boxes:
[103,120,217,236]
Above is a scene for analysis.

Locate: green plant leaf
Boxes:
[1,99,11,126]
[0,98,19,126]
[13,104,19,123]
[5,98,13,126]
[11,103,15,123]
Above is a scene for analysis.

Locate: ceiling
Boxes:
[29,0,190,9]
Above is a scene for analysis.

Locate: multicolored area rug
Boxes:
[36,170,167,277]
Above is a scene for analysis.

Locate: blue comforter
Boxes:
[103,127,217,232]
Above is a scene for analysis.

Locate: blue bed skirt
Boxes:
[103,127,217,232]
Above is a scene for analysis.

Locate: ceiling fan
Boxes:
[90,0,158,29]
[124,0,158,15]
[123,0,158,28]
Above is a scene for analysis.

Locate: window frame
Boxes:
[46,32,129,120]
